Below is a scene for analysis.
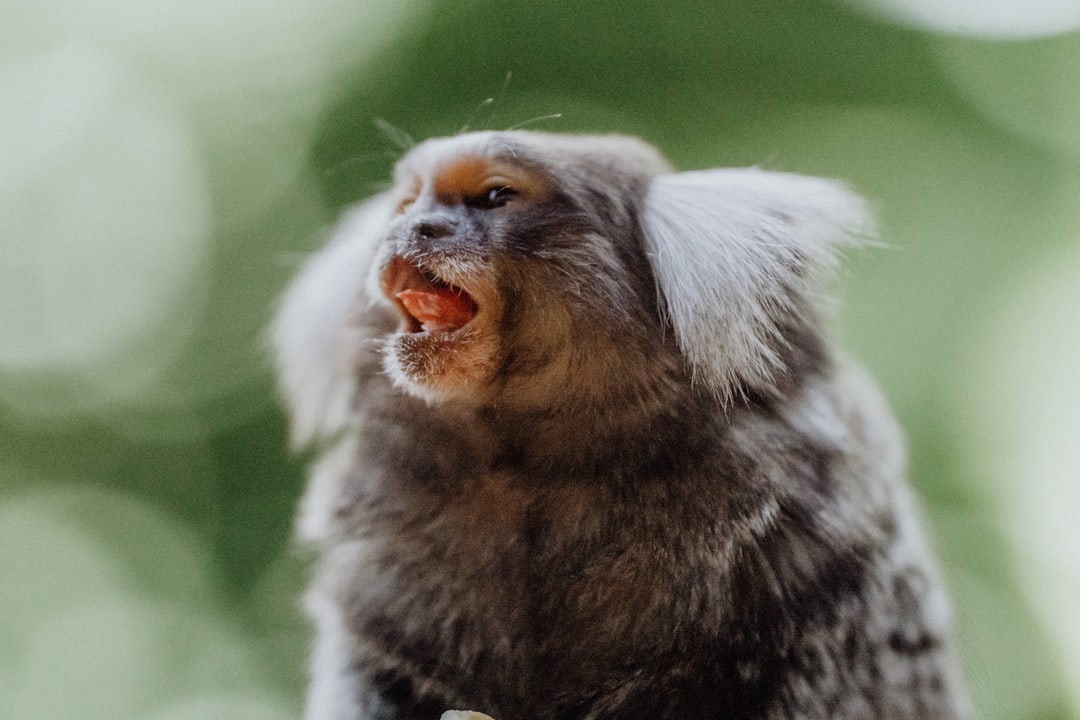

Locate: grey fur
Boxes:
[272,131,972,720]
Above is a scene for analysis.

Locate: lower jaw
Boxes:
[383,327,500,401]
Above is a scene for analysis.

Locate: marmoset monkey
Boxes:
[273,131,972,720]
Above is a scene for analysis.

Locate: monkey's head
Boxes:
[274,131,872,445]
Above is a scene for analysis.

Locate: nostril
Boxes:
[415,221,453,241]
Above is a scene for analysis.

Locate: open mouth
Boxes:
[381,256,478,334]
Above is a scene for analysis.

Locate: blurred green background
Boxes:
[2,1,1079,718]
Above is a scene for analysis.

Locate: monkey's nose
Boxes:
[415,221,454,241]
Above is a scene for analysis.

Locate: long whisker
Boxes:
[505,113,564,131]
[486,71,514,129]
[460,97,495,134]
[373,117,415,152]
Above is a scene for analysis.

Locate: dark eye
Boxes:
[470,186,518,210]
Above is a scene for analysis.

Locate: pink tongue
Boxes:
[396,287,477,332]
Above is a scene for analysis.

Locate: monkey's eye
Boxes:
[469,186,518,210]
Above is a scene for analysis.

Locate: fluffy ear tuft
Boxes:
[640,168,874,404]
[271,196,392,447]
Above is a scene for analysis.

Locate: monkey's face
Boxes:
[369,131,674,407]
[273,130,872,445]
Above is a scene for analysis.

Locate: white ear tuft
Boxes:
[640,168,874,403]
[271,195,393,447]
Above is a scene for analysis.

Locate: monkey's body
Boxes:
[274,131,971,719]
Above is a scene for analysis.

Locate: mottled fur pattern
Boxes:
[273,131,971,720]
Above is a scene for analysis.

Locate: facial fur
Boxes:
[272,130,971,720]
[370,132,682,414]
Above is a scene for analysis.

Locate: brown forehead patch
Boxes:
[430,154,550,204]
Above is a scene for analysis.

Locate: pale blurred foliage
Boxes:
[1,0,1077,718]
[1,0,413,716]
[0,0,417,430]
[958,235,1080,713]
[0,46,213,418]
[846,0,1080,37]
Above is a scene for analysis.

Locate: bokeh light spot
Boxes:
[957,229,1080,714]
[8,598,267,720]
[844,0,1080,38]
[0,484,290,720]
[0,493,134,631]
[934,31,1080,159]
[0,45,212,419]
